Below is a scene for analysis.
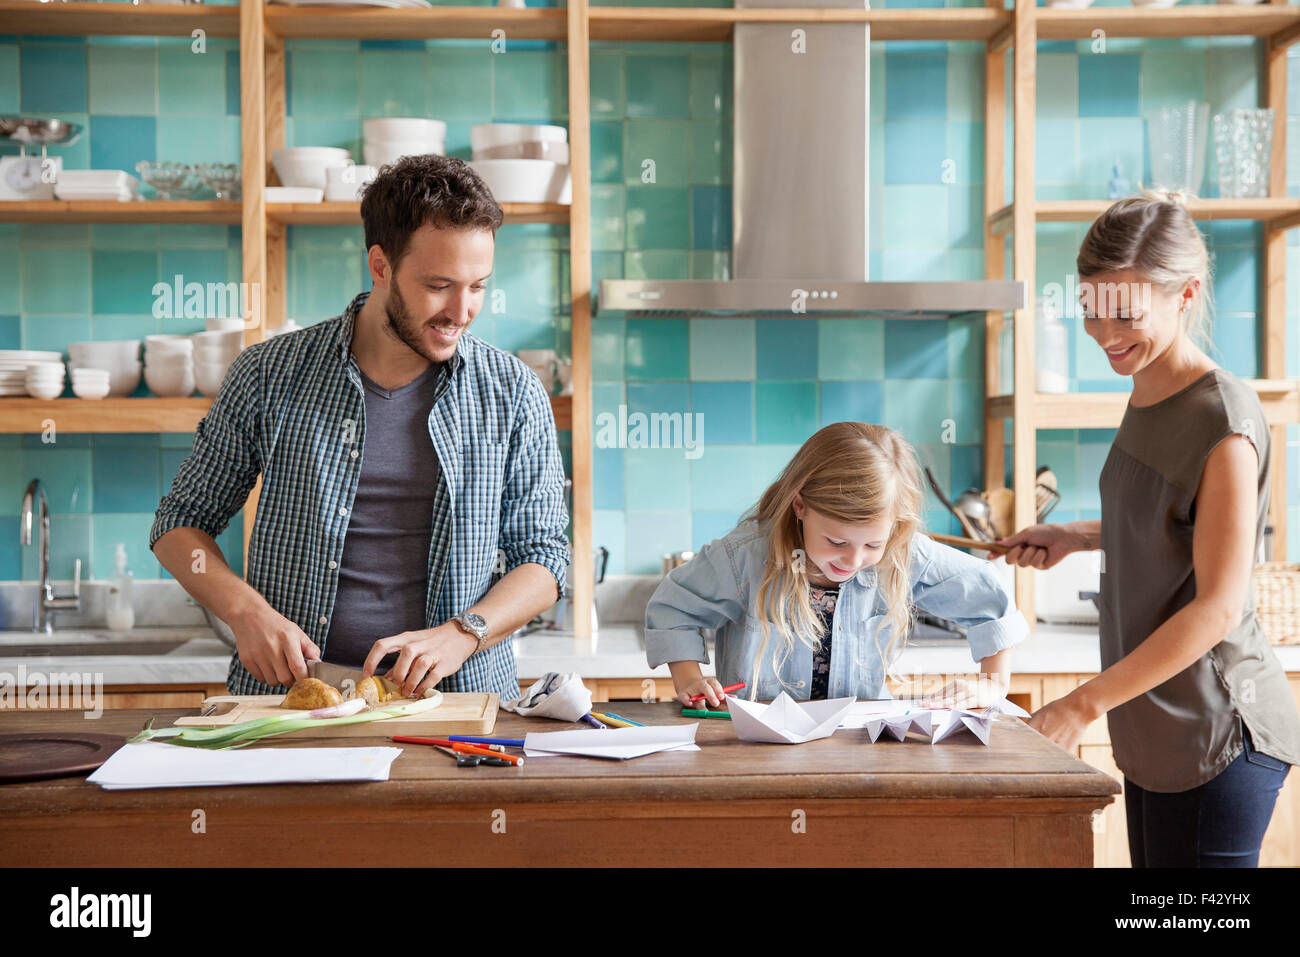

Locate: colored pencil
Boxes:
[579,713,605,729]
[392,735,524,765]
[681,708,732,719]
[601,712,646,727]
[591,712,636,729]
[448,735,526,748]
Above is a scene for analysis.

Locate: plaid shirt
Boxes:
[151,291,569,698]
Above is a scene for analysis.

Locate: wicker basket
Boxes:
[1254,563,1300,645]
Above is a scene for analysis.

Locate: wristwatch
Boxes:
[452,612,490,655]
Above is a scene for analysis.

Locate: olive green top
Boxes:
[1098,368,1300,793]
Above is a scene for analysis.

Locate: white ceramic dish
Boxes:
[71,379,111,400]
[271,147,352,190]
[471,123,567,153]
[473,140,570,164]
[144,362,196,398]
[363,140,445,168]
[144,334,193,354]
[192,329,244,351]
[265,186,324,204]
[68,340,140,363]
[194,362,229,396]
[205,317,247,333]
[363,118,447,142]
[324,164,379,202]
[469,159,572,204]
[69,360,140,397]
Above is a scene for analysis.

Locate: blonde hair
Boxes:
[739,422,924,698]
[1075,187,1215,348]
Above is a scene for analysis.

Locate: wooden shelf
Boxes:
[267,201,570,226]
[264,6,568,40]
[989,198,1300,236]
[0,0,239,37]
[1037,5,1300,45]
[0,201,242,225]
[987,381,1300,429]
[0,397,213,434]
[0,394,572,433]
[588,7,1008,43]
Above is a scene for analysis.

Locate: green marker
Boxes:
[681,708,732,719]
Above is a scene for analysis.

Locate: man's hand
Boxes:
[229,602,321,687]
[362,622,479,699]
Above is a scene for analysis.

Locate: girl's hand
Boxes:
[676,676,728,709]
[1028,692,1098,753]
[918,674,1008,710]
[997,523,1088,570]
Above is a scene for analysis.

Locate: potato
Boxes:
[282,677,343,710]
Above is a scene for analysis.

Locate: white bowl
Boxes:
[68,340,140,364]
[205,317,246,333]
[70,368,110,382]
[26,361,65,375]
[471,123,567,153]
[69,360,140,397]
[473,140,570,164]
[192,329,244,351]
[145,334,193,354]
[272,147,352,190]
[26,382,64,400]
[71,379,111,400]
[144,362,196,398]
[324,164,379,202]
[363,140,445,168]
[469,159,571,204]
[363,118,447,142]
[265,186,324,204]
[194,362,230,396]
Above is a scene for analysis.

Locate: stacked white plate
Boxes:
[470,124,571,204]
[25,361,66,400]
[191,329,243,396]
[0,350,63,396]
[70,368,111,400]
[143,335,195,398]
[271,147,352,193]
[67,340,142,397]
[363,118,446,168]
[54,170,141,203]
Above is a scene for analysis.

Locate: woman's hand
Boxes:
[1028,690,1100,753]
[998,523,1091,570]
[918,674,1008,709]
[676,676,728,709]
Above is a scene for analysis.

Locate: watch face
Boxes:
[462,613,488,636]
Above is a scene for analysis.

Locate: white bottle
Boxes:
[105,543,135,633]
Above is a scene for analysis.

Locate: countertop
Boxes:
[4,623,1298,688]
[0,702,1119,866]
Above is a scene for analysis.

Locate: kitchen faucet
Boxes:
[19,479,81,634]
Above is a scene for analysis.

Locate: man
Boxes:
[151,155,568,699]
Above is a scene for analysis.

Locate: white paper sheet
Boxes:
[523,723,699,760]
[727,692,856,744]
[86,741,403,789]
[842,697,1030,745]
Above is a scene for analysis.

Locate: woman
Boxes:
[1000,189,1300,868]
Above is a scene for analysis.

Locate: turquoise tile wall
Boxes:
[4,2,1300,580]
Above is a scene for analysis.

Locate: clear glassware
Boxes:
[1145,101,1210,195]
[135,161,199,201]
[197,163,242,201]
[1213,108,1274,199]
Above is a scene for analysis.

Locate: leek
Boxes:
[131,694,444,750]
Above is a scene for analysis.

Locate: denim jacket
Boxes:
[645,521,1028,700]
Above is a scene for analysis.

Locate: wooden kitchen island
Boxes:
[0,702,1118,867]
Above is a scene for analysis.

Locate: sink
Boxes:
[0,630,204,658]
[0,640,192,657]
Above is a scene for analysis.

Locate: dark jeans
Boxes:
[1124,719,1291,868]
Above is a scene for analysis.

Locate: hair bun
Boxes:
[1143,186,1193,206]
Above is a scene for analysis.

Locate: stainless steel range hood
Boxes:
[596,0,1026,319]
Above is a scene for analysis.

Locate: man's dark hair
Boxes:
[359,154,504,269]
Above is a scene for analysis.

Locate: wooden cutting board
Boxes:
[173,693,498,738]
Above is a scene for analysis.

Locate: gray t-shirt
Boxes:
[324,363,442,668]
[1099,368,1300,792]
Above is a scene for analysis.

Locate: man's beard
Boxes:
[383,280,447,364]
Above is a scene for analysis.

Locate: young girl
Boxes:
[645,422,1027,707]
[1000,189,1300,868]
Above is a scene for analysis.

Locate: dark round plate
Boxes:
[0,732,127,784]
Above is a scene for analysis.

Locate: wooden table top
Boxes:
[0,701,1120,813]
